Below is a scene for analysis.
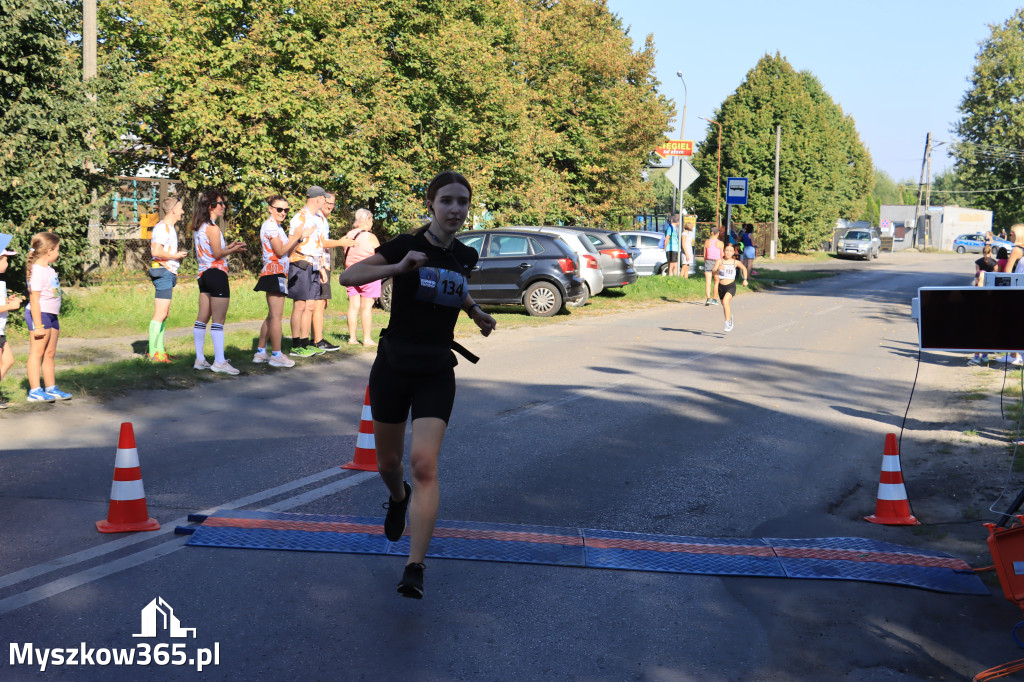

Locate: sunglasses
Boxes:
[213,201,228,207]
[271,206,289,214]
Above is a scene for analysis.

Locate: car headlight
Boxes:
[838,239,845,247]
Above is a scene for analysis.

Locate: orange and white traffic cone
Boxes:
[96,423,160,533]
[865,433,919,525]
[341,386,378,471]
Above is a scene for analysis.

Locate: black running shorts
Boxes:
[197,269,230,298]
[368,354,456,424]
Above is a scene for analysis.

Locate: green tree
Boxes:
[953,7,1024,231]
[688,53,873,251]
[101,0,672,240]
[0,0,126,281]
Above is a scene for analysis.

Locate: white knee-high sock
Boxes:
[211,323,225,364]
[193,321,207,360]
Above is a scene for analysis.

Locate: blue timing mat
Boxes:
[179,510,988,595]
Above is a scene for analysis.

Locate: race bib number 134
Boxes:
[416,267,466,308]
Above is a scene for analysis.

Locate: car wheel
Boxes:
[378,278,393,312]
[657,263,669,276]
[565,283,590,309]
[956,245,966,254]
[872,249,879,260]
[523,282,563,317]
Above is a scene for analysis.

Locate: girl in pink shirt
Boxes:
[24,232,71,402]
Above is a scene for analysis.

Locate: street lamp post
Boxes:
[700,116,722,231]
[675,72,687,268]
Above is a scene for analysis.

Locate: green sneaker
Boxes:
[289,345,318,358]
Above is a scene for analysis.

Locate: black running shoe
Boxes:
[315,339,341,352]
[382,481,411,541]
[397,562,425,599]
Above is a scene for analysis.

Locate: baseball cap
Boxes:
[0,233,15,256]
[307,186,328,198]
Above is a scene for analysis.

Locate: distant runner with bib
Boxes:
[338,170,496,599]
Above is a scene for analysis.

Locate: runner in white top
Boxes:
[147,197,188,362]
[190,190,246,375]
[287,187,329,357]
[711,243,748,333]
[310,192,355,352]
[253,195,314,367]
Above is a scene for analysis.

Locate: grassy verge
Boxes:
[0,266,833,407]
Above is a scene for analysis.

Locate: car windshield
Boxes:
[576,235,600,254]
[845,231,869,240]
[609,233,629,250]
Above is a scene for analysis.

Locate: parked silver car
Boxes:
[836,228,881,260]
[619,230,670,276]
[504,226,604,306]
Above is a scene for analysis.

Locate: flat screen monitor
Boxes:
[918,287,1024,352]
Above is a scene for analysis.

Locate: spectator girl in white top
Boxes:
[23,232,72,402]
[339,170,497,599]
[252,195,315,368]
[711,242,748,333]
[191,190,247,375]
[147,196,188,363]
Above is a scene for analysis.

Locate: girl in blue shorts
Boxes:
[24,232,71,402]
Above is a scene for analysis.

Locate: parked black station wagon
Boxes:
[378,229,585,317]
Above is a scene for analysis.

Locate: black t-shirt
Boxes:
[375,231,478,354]
[975,256,997,273]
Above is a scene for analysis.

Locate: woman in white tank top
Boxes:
[711,243,748,333]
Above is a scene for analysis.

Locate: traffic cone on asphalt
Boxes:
[865,433,919,525]
[96,422,160,533]
[341,386,378,471]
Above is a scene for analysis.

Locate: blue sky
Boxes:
[605,0,1022,182]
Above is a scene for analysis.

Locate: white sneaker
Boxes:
[253,350,270,364]
[211,360,240,375]
[724,319,734,332]
[194,358,211,370]
[268,354,295,368]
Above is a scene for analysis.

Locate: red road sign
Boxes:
[655,140,693,157]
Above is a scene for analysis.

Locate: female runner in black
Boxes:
[338,170,496,598]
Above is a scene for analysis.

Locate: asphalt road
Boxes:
[1,251,1019,681]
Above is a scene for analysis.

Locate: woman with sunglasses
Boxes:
[191,190,247,374]
[253,196,314,368]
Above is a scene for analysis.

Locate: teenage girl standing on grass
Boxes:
[147,196,188,362]
[339,170,497,599]
[0,242,23,409]
[192,190,247,375]
[24,232,71,402]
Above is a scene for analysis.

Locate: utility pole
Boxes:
[84,0,100,248]
[912,133,930,249]
[924,144,934,248]
[84,0,97,81]
[773,125,780,259]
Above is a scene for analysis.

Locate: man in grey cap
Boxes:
[0,237,24,408]
[287,187,329,357]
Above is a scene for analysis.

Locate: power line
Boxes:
[927,185,1024,195]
